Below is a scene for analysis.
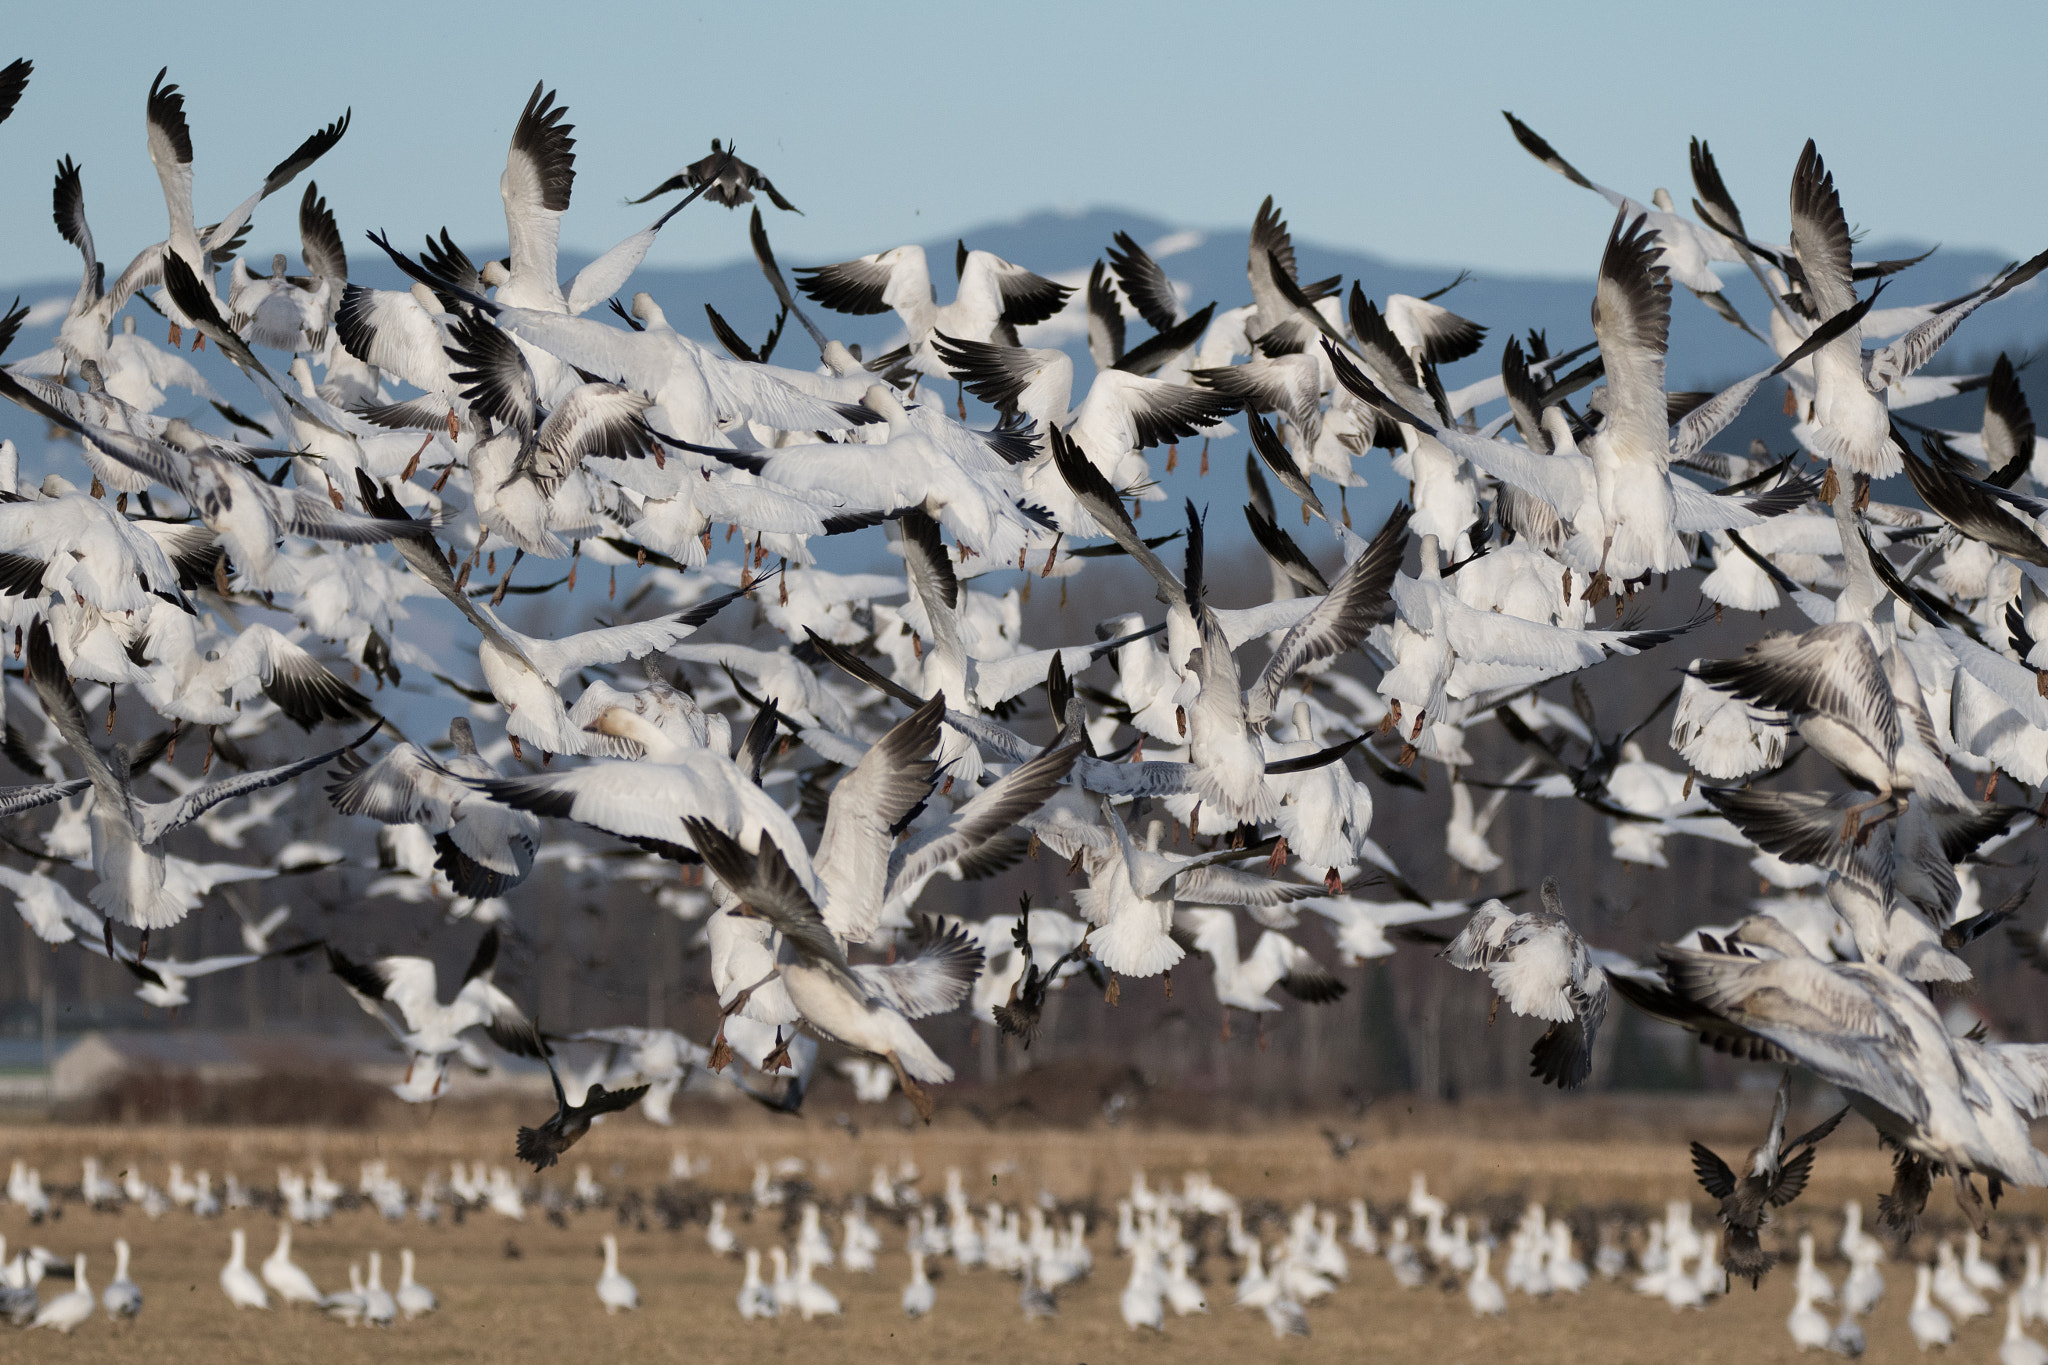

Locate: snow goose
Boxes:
[1467,1241,1506,1317]
[24,623,374,940]
[30,1253,91,1333]
[328,925,545,1098]
[1784,142,2047,478]
[101,1238,140,1321]
[1788,1280,1832,1351]
[395,1249,435,1319]
[900,1247,935,1318]
[1075,802,1320,979]
[737,1247,776,1319]
[1696,619,1971,833]
[1910,1263,1954,1349]
[220,1229,268,1309]
[686,818,982,1120]
[596,1233,637,1313]
[1934,1240,1991,1319]
[1689,1072,1849,1284]
[788,1248,840,1320]
[1121,1240,1167,1331]
[1177,909,1345,1018]
[1501,112,1754,327]
[361,1251,397,1325]
[322,1264,366,1324]
[1795,1231,1836,1306]
[1443,881,1609,1088]
[2008,1291,2048,1365]
[1966,1231,2008,1294]
[1654,920,2048,1218]
[327,718,539,899]
[515,1032,650,1171]
[796,241,1072,379]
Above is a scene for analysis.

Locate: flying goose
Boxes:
[795,242,1072,378]
[631,138,799,212]
[1444,880,1609,1087]
[517,1030,650,1171]
[1689,1072,1849,1284]
[328,924,545,1099]
[686,817,982,1120]
[25,622,377,938]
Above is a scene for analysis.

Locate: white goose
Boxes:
[395,1249,436,1319]
[262,1222,321,1304]
[902,1248,935,1318]
[220,1229,269,1309]
[597,1233,637,1313]
[31,1253,92,1333]
[103,1238,141,1320]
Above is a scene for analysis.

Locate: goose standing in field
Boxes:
[2005,1290,2048,1365]
[902,1248,935,1318]
[1467,1241,1507,1317]
[1966,1231,2007,1294]
[1443,881,1609,1087]
[221,1229,269,1309]
[362,1251,397,1326]
[789,1248,840,1320]
[262,1222,322,1304]
[396,1249,436,1319]
[323,1265,366,1324]
[596,1233,637,1313]
[706,1200,738,1255]
[30,1254,92,1333]
[103,1238,141,1320]
[1911,1263,1955,1350]
[738,1247,777,1319]
[1788,1279,1832,1351]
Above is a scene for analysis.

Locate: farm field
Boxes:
[4,1114,2043,1363]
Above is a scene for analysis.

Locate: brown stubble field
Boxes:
[3,1110,2045,1364]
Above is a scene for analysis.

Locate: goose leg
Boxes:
[888,1054,934,1123]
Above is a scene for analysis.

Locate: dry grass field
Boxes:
[3,1107,2044,1363]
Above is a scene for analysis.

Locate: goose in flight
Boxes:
[1076,801,1326,978]
[796,242,1073,378]
[115,68,349,348]
[1694,621,1970,834]
[1760,145,2048,481]
[1175,908,1346,1017]
[327,925,546,1100]
[1651,916,2048,1231]
[1444,880,1609,1088]
[327,717,539,899]
[25,622,377,939]
[478,83,734,322]
[631,138,799,212]
[78,933,322,1011]
[1501,112,1758,337]
[0,365,431,592]
[687,817,983,1120]
[1690,1072,1849,1285]
[516,1032,650,1170]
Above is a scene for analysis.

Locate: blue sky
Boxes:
[0,1,2040,288]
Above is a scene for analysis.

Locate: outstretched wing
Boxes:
[1690,1141,1737,1200]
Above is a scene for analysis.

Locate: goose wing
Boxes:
[852,915,985,1018]
[814,696,943,944]
[1245,504,1410,724]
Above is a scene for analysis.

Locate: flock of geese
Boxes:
[0,53,2042,1303]
[13,1151,2048,1356]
